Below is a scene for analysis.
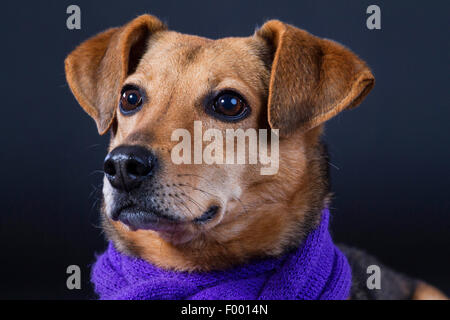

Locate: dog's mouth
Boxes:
[192,206,220,224]
[111,204,220,231]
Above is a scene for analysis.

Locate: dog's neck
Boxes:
[93,208,352,300]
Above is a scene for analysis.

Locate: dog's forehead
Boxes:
[138,31,269,82]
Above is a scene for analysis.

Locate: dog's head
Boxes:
[65,15,374,270]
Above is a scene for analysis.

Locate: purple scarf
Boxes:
[92,208,351,300]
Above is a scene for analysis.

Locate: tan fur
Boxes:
[256,20,375,136]
[412,282,448,300]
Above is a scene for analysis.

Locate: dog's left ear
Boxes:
[255,20,375,136]
[65,14,166,134]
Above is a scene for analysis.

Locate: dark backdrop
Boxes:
[0,0,448,299]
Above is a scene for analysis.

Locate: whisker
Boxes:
[91,221,103,230]
[327,161,340,170]
[172,196,196,219]
[91,198,100,211]
[89,170,105,176]
[176,173,215,187]
[88,186,98,200]
[86,144,101,150]
[181,194,204,212]
[172,184,205,212]
[179,183,219,199]
[233,196,248,216]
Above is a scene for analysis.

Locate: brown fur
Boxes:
[413,282,448,300]
[256,20,374,136]
[65,14,446,299]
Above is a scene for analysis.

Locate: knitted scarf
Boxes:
[92,208,351,300]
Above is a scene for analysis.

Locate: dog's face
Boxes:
[103,31,272,242]
[66,15,374,270]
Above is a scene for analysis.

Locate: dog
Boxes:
[65,14,447,299]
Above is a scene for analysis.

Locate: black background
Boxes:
[0,0,448,299]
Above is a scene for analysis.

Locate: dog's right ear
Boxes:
[65,15,166,134]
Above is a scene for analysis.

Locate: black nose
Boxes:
[104,145,155,191]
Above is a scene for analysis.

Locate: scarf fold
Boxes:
[92,208,351,300]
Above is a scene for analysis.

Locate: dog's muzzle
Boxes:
[103,145,221,231]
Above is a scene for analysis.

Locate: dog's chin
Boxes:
[110,204,221,234]
[111,205,182,232]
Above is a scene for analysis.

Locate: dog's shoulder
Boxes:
[338,244,418,300]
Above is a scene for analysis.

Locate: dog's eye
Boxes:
[210,91,250,121]
[119,86,143,115]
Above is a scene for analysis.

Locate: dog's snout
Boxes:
[104,145,155,191]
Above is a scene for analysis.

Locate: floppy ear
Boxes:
[65,14,166,134]
[256,20,375,136]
